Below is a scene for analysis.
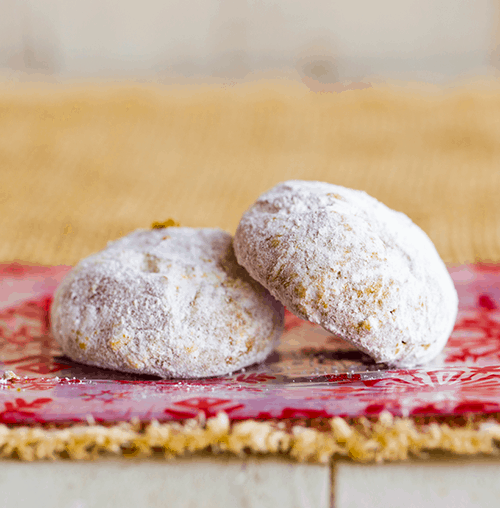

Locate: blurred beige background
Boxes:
[0,0,497,82]
[0,1,499,267]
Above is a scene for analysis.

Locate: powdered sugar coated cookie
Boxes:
[234,180,458,367]
[51,228,284,378]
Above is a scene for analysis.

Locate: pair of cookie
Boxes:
[51,181,458,378]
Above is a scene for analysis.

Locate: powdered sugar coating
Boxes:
[51,228,284,378]
[234,180,458,367]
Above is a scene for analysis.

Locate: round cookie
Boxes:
[234,180,458,368]
[51,228,284,378]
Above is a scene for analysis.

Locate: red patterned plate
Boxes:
[0,262,499,423]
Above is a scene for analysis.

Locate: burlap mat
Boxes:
[1,79,500,461]
[3,412,500,463]
[1,79,499,266]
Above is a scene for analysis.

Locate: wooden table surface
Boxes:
[1,79,499,266]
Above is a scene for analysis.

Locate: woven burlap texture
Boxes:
[1,79,499,266]
[2,80,500,461]
[2,412,500,464]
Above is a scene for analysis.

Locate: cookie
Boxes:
[234,180,458,367]
[51,228,284,378]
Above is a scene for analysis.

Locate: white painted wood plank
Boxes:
[334,458,500,508]
[0,457,330,508]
